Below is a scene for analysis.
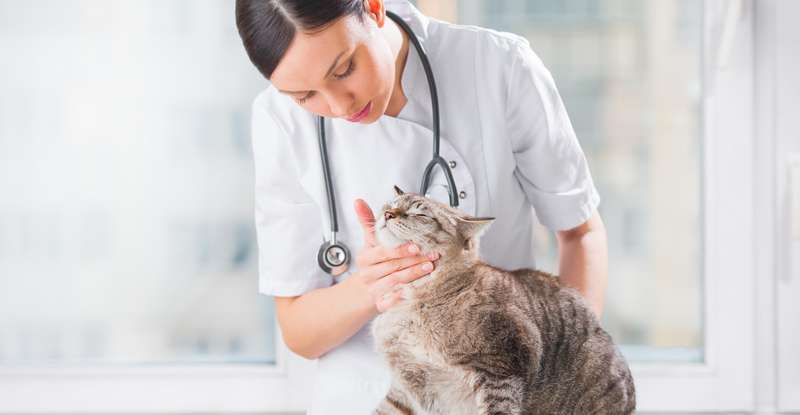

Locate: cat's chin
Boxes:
[376,226,407,249]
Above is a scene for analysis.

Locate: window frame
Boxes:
[629,0,756,411]
[0,324,316,413]
[773,0,800,411]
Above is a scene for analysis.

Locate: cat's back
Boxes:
[468,263,573,314]
[471,263,607,362]
[470,264,636,413]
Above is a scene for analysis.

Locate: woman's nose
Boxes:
[330,102,350,118]
[326,90,355,118]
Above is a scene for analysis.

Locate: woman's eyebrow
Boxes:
[278,50,347,94]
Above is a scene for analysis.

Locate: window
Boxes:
[0,1,311,412]
[434,0,707,364]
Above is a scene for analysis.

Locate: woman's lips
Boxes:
[346,101,372,122]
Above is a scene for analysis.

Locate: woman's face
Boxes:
[269,8,397,124]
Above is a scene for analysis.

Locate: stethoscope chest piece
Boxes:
[317,239,350,275]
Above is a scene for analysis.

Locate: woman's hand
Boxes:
[350,198,439,313]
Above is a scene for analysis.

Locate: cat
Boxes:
[370,185,635,415]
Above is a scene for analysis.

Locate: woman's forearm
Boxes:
[556,219,609,318]
[277,274,377,360]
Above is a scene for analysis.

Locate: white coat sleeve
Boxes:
[250,92,333,296]
[505,38,601,232]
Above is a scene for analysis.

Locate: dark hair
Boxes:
[236,0,368,80]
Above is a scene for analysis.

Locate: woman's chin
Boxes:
[376,227,406,248]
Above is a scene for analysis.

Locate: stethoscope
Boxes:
[316,10,459,275]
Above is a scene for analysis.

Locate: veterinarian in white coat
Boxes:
[237,0,607,413]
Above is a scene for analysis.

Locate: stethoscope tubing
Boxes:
[316,10,459,274]
[317,115,340,240]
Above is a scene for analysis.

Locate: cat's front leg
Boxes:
[374,384,416,415]
[469,372,524,415]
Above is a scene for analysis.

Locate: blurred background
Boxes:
[0,0,796,414]
[0,0,701,369]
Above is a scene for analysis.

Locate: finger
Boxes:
[370,266,431,312]
[356,241,426,269]
[354,198,377,247]
[370,264,431,298]
[376,290,404,312]
[390,262,435,285]
[376,290,404,313]
[362,255,432,283]
[367,260,435,293]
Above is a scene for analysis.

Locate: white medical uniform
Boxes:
[249,1,601,413]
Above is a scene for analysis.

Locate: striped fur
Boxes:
[371,186,635,414]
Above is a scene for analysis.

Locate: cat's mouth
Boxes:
[375,217,407,248]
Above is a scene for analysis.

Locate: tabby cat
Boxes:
[370,185,635,415]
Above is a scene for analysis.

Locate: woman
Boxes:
[235,0,609,413]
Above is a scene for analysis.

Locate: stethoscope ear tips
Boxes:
[317,240,351,276]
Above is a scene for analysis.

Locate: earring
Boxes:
[368,0,384,27]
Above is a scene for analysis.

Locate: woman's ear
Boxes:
[366,0,385,28]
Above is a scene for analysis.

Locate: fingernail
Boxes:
[427,252,439,260]
[408,244,419,253]
[422,262,433,271]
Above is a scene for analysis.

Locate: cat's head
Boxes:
[375,185,495,258]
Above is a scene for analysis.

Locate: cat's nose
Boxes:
[384,211,395,221]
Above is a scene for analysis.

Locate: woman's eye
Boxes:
[332,59,355,80]
[296,59,355,104]
[296,91,315,104]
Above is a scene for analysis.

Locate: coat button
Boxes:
[449,160,457,169]
[459,190,467,199]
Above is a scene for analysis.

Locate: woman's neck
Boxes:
[383,16,410,117]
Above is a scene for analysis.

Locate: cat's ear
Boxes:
[454,216,495,240]
[393,185,405,196]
